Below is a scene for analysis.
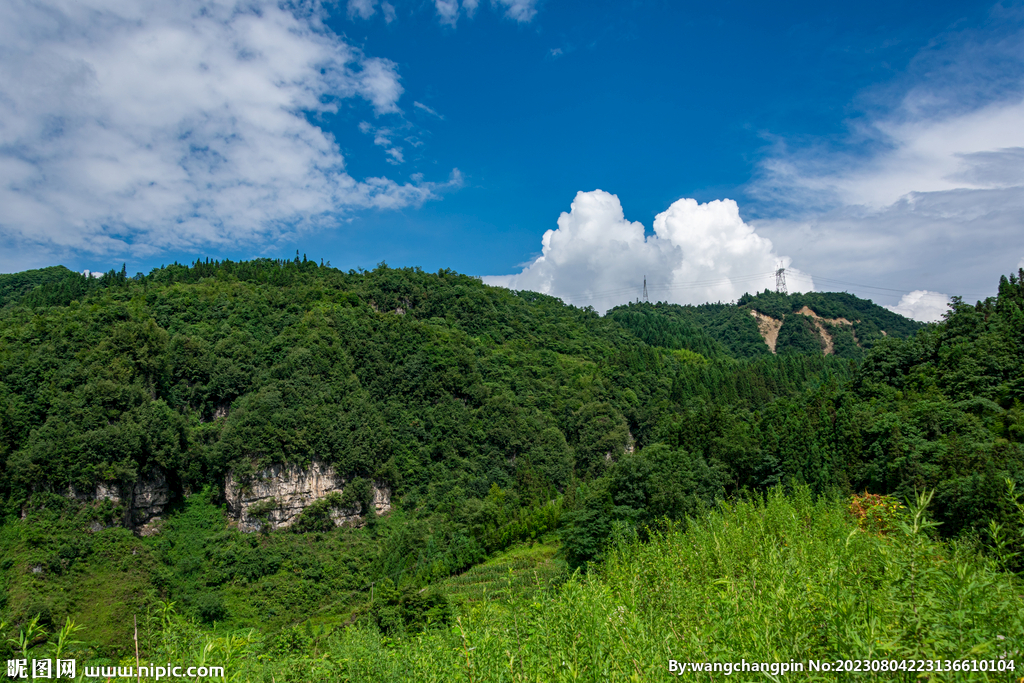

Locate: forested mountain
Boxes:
[0,257,674,508]
[1,259,1022,661]
[607,289,923,360]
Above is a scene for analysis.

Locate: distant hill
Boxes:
[0,266,77,307]
[607,290,926,360]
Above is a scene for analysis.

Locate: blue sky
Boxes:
[2,0,1023,320]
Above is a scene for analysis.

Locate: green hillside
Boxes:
[607,290,925,360]
[0,266,77,308]
[0,260,1022,673]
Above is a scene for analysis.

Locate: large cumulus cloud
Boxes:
[484,190,812,314]
[884,290,951,323]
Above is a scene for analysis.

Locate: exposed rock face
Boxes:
[750,309,783,353]
[137,517,163,537]
[751,307,862,355]
[793,306,859,355]
[128,474,172,520]
[66,471,172,527]
[224,459,391,533]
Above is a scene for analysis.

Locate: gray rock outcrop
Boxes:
[224,459,391,533]
[65,471,172,527]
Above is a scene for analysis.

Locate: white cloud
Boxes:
[494,0,538,23]
[752,185,1024,306]
[749,14,1024,306]
[484,190,810,314]
[0,0,456,262]
[884,290,951,323]
[414,101,444,119]
[434,0,460,26]
[433,0,536,27]
[345,0,394,22]
[348,0,377,20]
[758,99,1024,210]
[360,123,407,165]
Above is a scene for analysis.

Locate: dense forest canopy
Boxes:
[0,266,77,308]
[1,257,667,506]
[0,258,933,508]
[1,258,1022,651]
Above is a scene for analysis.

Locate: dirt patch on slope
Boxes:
[793,306,860,355]
[795,306,855,326]
[750,310,782,354]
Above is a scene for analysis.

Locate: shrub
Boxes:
[849,491,907,535]
[193,592,227,623]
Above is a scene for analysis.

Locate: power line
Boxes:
[512,269,992,307]
[791,272,991,301]
[558,271,778,302]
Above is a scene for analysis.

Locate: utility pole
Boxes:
[775,263,787,295]
[643,275,649,303]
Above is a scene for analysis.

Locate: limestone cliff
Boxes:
[224,459,391,533]
[65,471,171,527]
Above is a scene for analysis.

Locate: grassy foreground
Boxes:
[33,488,1017,682]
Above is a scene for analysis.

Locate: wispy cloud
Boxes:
[755,99,1024,211]
[0,0,457,264]
[413,101,445,119]
[346,0,395,22]
[432,0,537,28]
[494,0,538,23]
[434,0,460,27]
[747,7,1024,309]
[348,0,378,20]
[359,122,408,165]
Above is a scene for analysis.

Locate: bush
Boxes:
[368,579,452,635]
[193,592,227,623]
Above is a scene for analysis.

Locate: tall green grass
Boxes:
[441,539,563,604]
[25,488,1023,681]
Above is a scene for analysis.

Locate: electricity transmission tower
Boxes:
[775,264,787,295]
[643,276,649,303]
